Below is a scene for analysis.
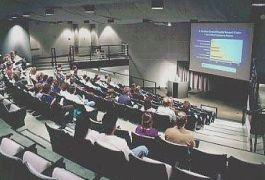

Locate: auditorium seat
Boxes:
[90,119,103,133]
[0,137,24,156]
[93,142,129,180]
[52,167,84,180]
[190,148,227,179]
[0,98,26,129]
[131,132,160,158]
[157,138,190,168]
[45,123,75,158]
[170,168,211,180]
[129,154,169,180]
[153,113,172,132]
[226,156,265,180]
[114,129,132,148]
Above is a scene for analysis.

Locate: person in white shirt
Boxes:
[66,86,95,107]
[96,112,149,161]
[156,97,176,122]
[60,82,71,97]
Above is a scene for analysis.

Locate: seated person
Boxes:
[96,112,149,161]
[41,84,54,105]
[46,76,54,85]
[85,76,102,91]
[5,62,13,79]
[156,97,176,122]
[140,98,156,113]
[165,111,195,147]
[13,72,27,89]
[135,112,159,138]
[105,88,116,100]
[29,67,37,85]
[60,82,70,97]
[65,86,95,107]
[51,80,61,94]
[118,87,133,106]
[30,83,43,99]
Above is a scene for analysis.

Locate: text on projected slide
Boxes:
[194,29,246,73]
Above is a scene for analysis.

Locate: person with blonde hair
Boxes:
[165,111,195,147]
[156,97,176,122]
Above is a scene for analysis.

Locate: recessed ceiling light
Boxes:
[151,0,164,9]
[45,8,54,16]
[22,13,31,18]
[167,22,172,26]
[252,3,265,6]
[83,5,95,13]
[108,18,114,23]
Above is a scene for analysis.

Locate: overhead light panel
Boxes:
[83,5,95,13]
[252,3,265,6]
[45,8,54,16]
[151,0,164,9]
[22,12,31,18]
[108,18,114,23]
[167,22,172,26]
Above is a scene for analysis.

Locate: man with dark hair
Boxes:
[96,112,149,161]
[165,111,195,147]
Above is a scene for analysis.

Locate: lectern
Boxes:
[167,81,189,98]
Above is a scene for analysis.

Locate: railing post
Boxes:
[108,45,110,60]
[155,82,157,95]
[54,48,57,68]
[90,46,92,61]
[51,48,54,67]
[143,80,145,89]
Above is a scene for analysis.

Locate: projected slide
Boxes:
[190,23,254,81]
[210,39,243,63]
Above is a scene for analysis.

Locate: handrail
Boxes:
[71,44,129,62]
[98,68,157,94]
[51,48,57,68]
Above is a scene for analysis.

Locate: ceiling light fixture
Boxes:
[167,22,172,26]
[151,0,164,9]
[45,8,54,16]
[22,12,31,18]
[108,18,114,23]
[83,5,95,13]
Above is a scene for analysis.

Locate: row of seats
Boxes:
[45,123,211,180]
[46,120,265,180]
[0,94,26,129]
[0,134,85,180]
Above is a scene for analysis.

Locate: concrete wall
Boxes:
[29,21,74,57]
[97,23,190,87]
[0,20,31,61]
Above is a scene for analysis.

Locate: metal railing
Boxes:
[98,68,157,95]
[51,48,57,68]
[68,43,129,62]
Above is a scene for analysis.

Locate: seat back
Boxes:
[153,113,171,132]
[190,148,227,179]
[226,156,265,180]
[45,123,75,157]
[93,142,129,180]
[158,138,190,168]
[23,162,56,180]
[131,132,159,158]
[170,168,211,180]
[129,154,168,180]
[114,129,132,148]
[90,119,103,133]
[0,148,25,180]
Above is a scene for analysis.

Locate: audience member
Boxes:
[5,62,13,79]
[96,112,149,161]
[118,87,133,106]
[156,97,176,122]
[135,112,159,138]
[34,83,43,99]
[165,111,195,147]
[29,67,37,84]
[41,84,54,105]
[60,82,70,97]
[141,98,156,113]
[51,80,61,94]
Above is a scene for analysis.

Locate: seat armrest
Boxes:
[42,157,65,176]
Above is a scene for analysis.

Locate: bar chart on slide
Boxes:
[210,39,243,64]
